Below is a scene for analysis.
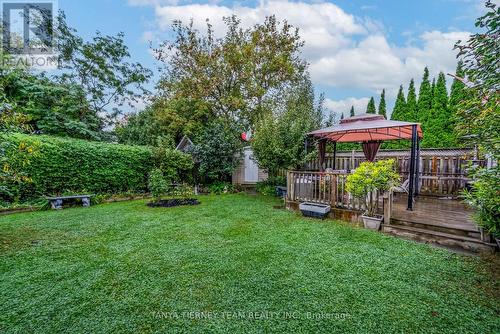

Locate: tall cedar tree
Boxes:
[406,79,418,122]
[366,97,376,114]
[430,78,436,108]
[390,85,406,120]
[417,67,432,123]
[350,105,355,117]
[423,72,455,147]
[449,61,466,115]
[378,89,387,118]
[388,85,409,148]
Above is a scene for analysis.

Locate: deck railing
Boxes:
[287,170,383,212]
[303,148,483,195]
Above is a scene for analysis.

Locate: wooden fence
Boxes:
[286,170,383,212]
[304,148,483,196]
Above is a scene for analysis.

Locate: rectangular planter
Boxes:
[299,202,331,219]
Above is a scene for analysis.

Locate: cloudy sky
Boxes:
[60,0,492,117]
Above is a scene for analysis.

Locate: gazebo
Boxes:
[307,114,423,210]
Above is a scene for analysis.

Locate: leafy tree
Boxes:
[252,77,321,176]
[390,85,406,121]
[154,15,306,129]
[1,60,103,139]
[350,105,355,117]
[454,0,499,237]
[54,12,152,124]
[378,89,386,118]
[191,122,242,182]
[406,79,418,122]
[417,67,432,123]
[366,97,376,114]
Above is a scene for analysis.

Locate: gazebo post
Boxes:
[414,137,421,197]
[318,139,327,172]
[332,142,337,170]
[407,124,418,210]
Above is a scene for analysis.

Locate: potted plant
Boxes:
[463,167,500,247]
[346,159,400,230]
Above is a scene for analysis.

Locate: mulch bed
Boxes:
[147,199,200,208]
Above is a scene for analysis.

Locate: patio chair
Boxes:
[393,178,410,193]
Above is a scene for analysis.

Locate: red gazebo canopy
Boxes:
[308,114,422,142]
[306,113,423,211]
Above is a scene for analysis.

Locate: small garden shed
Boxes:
[232,146,268,186]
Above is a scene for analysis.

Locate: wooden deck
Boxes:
[385,194,496,253]
[391,194,476,231]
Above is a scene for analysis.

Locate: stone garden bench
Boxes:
[46,195,93,210]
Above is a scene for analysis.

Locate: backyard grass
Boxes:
[0,194,498,333]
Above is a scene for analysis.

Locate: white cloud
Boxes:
[325,97,370,117]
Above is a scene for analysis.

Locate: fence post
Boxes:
[383,190,392,224]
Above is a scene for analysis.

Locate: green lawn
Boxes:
[1,194,498,333]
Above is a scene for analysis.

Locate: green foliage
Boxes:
[464,167,500,236]
[0,138,40,202]
[207,181,235,195]
[406,79,418,122]
[153,147,194,183]
[421,72,457,147]
[417,67,432,123]
[346,159,400,216]
[391,85,407,121]
[449,61,466,115]
[366,97,376,114]
[170,183,195,199]
[115,107,166,146]
[256,176,286,196]
[191,122,242,182]
[454,1,500,235]
[154,15,306,129]
[0,61,103,139]
[454,1,499,159]
[350,105,355,117]
[378,89,387,117]
[148,168,169,202]
[252,77,322,176]
[1,133,153,202]
[55,12,152,120]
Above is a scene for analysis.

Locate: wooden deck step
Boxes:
[382,224,497,254]
[390,218,481,239]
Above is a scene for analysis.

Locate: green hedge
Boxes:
[1,133,154,200]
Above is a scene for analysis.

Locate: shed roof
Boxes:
[309,114,423,142]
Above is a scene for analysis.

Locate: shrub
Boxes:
[191,122,242,182]
[256,176,286,196]
[1,133,153,201]
[170,183,194,199]
[153,147,194,183]
[208,181,235,195]
[148,168,169,202]
[346,159,400,217]
[464,167,500,237]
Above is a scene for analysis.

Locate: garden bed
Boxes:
[147,198,200,208]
